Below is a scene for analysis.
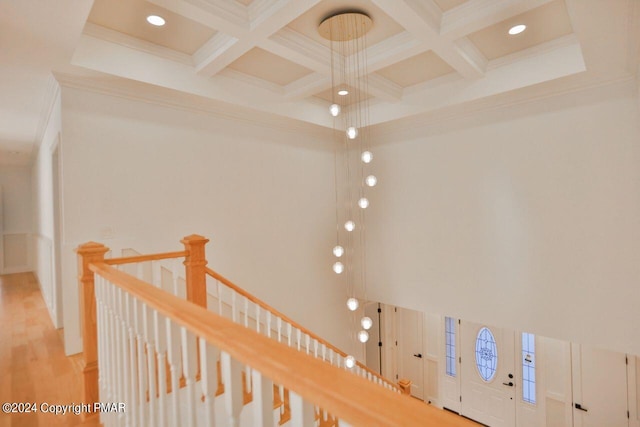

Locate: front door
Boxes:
[397,307,425,400]
[571,344,628,427]
[460,320,516,426]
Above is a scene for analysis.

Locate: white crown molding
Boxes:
[365,74,403,102]
[370,75,636,143]
[183,0,248,29]
[32,74,61,155]
[83,23,194,66]
[402,72,464,96]
[455,37,488,74]
[217,68,284,95]
[148,0,247,37]
[193,33,238,70]
[53,71,333,140]
[284,73,329,100]
[487,33,581,71]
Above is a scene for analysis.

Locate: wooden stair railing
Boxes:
[87,261,464,426]
[76,235,420,425]
[205,267,399,392]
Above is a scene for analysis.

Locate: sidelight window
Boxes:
[522,332,536,404]
[445,317,456,377]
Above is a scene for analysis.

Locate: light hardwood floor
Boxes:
[0,272,99,427]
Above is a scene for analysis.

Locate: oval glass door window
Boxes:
[475,327,498,382]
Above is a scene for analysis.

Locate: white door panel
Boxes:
[571,344,628,427]
[460,321,516,427]
[397,307,424,400]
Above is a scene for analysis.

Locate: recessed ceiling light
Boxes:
[338,89,349,96]
[508,24,526,35]
[146,15,166,26]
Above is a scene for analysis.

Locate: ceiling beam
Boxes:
[261,27,332,75]
[194,0,322,77]
[371,0,485,79]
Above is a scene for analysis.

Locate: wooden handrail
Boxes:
[90,262,462,426]
[206,267,397,390]
[104,250,189,265]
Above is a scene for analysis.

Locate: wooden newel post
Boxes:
[398,378,412,396]
[76,241,109,419]
[181,234,209,308]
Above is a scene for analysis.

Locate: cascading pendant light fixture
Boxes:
[320,10,376,358]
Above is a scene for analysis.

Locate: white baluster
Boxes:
[221,351,244,427]
[322,344,327,361]
[151,260,162,289]
[125,292,138,426]
[243,297,249,328]
[199,337,220,427]
[95,277,106,422]
[165,319,181,426]
[313,340,318,358]
[289,391,315,426]
[305,335,310,355]
[277,318,282,342]
[251,370,273,427]
[231,292,237,322]
[266,312,272,338]
[296,329,301,351]
[180,327,198,427]
[171,261,181,297]
[108,281,118,425]
[143,303,157,426]
[287,323,292,347]
[256,304,260,333]
[153,310,167,427]
[133,298,148,426]
[217,281,223,316]
[115,287,127,426]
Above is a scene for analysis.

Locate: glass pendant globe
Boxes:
[346,127,358,139]
[329,103,341,117]
[346,298,359,311]
[332,262,344,274]
[358,330,369,343]
[332,245,344,257]
[361,316,373,330]
[345,355,356,368]
[361,151,373,163]
[365,175,377,187]
[358,197,369,209]
[344,220,355,232]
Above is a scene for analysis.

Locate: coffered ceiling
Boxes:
[1,0,639,165]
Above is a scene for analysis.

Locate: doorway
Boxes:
[571,344,629,427]
[396,307,425,400]
[460,320,516,426]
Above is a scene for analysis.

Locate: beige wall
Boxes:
[58,86,353,355]
[366,85,640,356]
